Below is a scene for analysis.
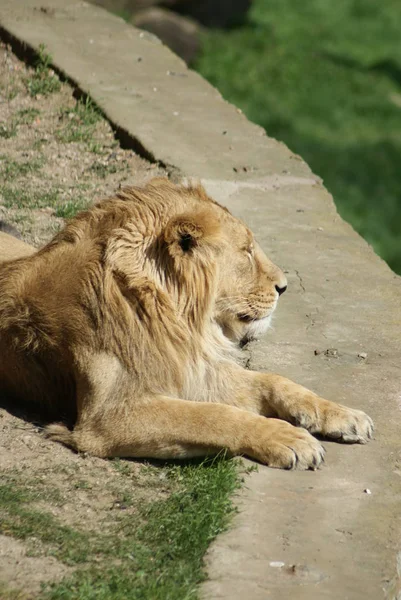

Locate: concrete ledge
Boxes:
[0,0,315,181]
[1,2,401,599]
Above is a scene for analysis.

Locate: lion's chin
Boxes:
[239,315,273,347]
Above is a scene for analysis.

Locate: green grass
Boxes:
[1,185,59,210]
[1,184,90,219]
[54,197,91,219]
[57,97,101,144]
[89,161,120,178]
[0,457,240,599]
[0,121,18,139]
[195,0,401,274]
[0,109,41,140]
[0,155,44,179]
[15,108,41,124]
[87,141,104,154]
[26,44,61,97]
[2,84,20,101]
[0,179,90,218]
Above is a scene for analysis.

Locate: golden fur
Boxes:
[0,179,373,469]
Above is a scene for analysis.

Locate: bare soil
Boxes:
[0,41,165,246]
[0,42,168,598]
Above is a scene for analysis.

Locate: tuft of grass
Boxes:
[1,185,59,210]
[0,155,44,179]
[87,141,104,154]
[0,121,18,139]
[89,161,117,178]
[0,108,41,141]
[54,197,90,219]
[15,107,41,124]
[26,44,61,97]
[4,84,20,101]
[0,182,91,219]
[57,98,101,144]
[111,457,134,477]
[32,138,48,150]
[0,457,241,599]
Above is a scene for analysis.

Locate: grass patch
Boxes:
[15,108,41,124]
[0,121,18,139]
[0,109,41,141]
[0,155,44,179]
[196,0,401,273]
[89,161,120,178]
[87,142,104,155]
[1,185,59,209]
[0,457,241,599]
[26,44,61,97]
[54,197,90,219]
[57,98,101,144]
[0,183,90,219]
[0,482,99,565]
[2,84,20,101]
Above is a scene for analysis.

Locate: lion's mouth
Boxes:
[237,313,266,323]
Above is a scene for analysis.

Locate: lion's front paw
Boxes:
[254,419,325,470]
[320,405,374,444]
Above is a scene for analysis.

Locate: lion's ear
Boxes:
[164,210,221,256]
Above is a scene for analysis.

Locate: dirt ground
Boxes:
[0,41,168,597]
[0,41,166,246]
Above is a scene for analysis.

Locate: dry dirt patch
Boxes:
[0,41,166,246]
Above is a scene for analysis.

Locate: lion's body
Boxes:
[0,179,373,469]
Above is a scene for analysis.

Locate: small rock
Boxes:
[364,488,372,495]
[358,352,368,359]
[270,561,285,568]
[324,348,338,358]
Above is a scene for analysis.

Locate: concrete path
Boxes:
[1,2,401,598]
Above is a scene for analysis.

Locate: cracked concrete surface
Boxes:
[0,1,401,598]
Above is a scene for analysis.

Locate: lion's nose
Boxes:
[275,284,287,296]
[274,269,287,296]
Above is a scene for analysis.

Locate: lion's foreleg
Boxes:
[50,396,324,470]
[216,366,373,444]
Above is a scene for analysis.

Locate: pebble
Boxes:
[324,348,338,357]
[364,488,372,495]
[270,561,285,568]
[358,352,368,359]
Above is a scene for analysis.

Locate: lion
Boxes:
[0,178,373,469]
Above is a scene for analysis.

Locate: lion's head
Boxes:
[62,178,286,349]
